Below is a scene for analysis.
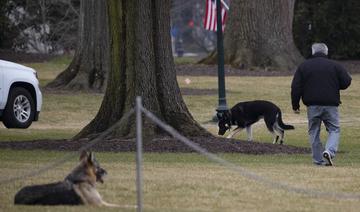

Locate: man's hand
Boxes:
[293,109,300,114]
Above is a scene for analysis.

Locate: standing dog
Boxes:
[14,151,121,207]
[217,100,294,144]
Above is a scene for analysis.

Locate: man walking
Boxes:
[291,43,352,166]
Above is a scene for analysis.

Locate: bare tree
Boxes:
[6,0,79,53]
[76,0,209,139]
[201,0,303,71]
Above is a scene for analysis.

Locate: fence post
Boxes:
[136,96,143,212]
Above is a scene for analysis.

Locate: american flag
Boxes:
[203,0,228,32]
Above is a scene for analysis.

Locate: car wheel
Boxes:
[2,87,35,128]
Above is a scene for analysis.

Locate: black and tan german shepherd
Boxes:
[217,100,294,144]
[14,151,122,207]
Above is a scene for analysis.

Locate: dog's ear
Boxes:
[79,150,88,161]
[87,152,95,164]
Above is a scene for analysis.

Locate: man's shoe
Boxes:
[323,151,333,166]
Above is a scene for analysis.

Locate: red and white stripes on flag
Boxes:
[203,0,228,32]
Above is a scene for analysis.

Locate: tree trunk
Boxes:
[76,0,210,139]
[201,0,303,71]
[46,0,109,92]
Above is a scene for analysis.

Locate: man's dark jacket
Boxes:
[291,53,352,110]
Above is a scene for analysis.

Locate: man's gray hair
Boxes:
[311,43,328,55]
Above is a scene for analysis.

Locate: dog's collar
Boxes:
[226,110,236,126]
[227,109,232,116]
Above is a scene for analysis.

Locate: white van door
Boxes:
[0,67,3,109]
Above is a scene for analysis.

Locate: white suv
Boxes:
[0,60,42,128]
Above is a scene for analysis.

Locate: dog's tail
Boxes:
[276,112,295,130]
[101,201,137,208]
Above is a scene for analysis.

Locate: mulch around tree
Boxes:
[0,136,311,155]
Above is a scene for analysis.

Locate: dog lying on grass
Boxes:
[217,100,294,144]
[14,151,122,207]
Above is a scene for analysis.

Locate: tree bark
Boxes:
[76,0,210,139]
[46,0,109,92]
[201,0,303,71]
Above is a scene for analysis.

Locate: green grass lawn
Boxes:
[1,57,360,211]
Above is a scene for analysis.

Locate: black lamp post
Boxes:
[215,0,228,117]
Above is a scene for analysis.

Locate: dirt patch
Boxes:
[0,136,310,155]
[1,49,358,75]
[0,49,55,63]
[176,64,295,77]
[176,61,360,76]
